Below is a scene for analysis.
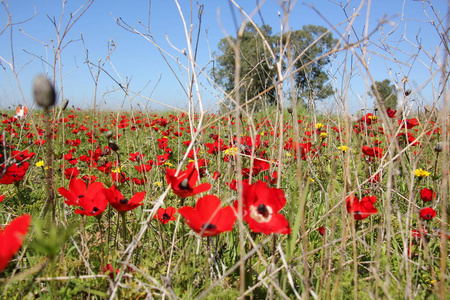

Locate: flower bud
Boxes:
[108,140,119,152]
[105,130,114,139]
[287,107,293,114]
[33,74,56,108]
[435,142,443,153]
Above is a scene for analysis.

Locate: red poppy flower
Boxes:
[346,195,378,220]
[135,161,153,173]
[0,195,4,203]
[129,152,145,162]
[155,153,170,166]
[74,191,108,217]
[419,207,436,220]
[178,195,236,236]
[264,171,278,185]
[111,171,129,183]
[0,162,30,184]
[236,180,291,235]
[0,214,31,272]
[362,146,383,158]
[132,178,147,185]
[104,185,145,212]
[64,167,80,179]
[318,227,325,236]
[155,207,177,225]
[11,150,35,162]
[81,175,97,184]
[399,118,419,129]
[58,178,105,206]
[420,188,436,202]
[165,165,211,198]
[386,108,397,118]
[294,142,313,160]
[103,264,119,279]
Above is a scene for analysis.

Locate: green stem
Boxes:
[97,216,105,268]
[121,211,128,248]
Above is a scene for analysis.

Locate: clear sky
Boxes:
[0,0,448,113]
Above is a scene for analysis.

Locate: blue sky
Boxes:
[0,0,447,113]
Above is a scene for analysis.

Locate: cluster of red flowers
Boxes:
[166,165,291,236]
[58,178,146,216]
[419,187,437,220]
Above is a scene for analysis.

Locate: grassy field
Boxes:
[0,104,448,299]
[1,1,449,299]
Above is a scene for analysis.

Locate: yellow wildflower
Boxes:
[414,169,431,177]
[154,181,162,187]
[315,123,324,129]
[111,166,123,173]
[225,147,238,156]
[164,162,173,167]
[338,145,349,152]
[35,160,45,167]
[320,132,328,139]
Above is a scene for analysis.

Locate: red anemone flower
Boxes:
[0,214,31,272]
[236,180,291,235]
[155,207,177,225]
[104,185,145,212]
[318,227,326,236]
[178,195,236,237]
[58,178,105,206]
[11,150,35,162]
[0,162,30,184]
[420,188,436,202]
[346,195,378,220]
[74,191,109,217]
[165,165,211,198]
[362,146,383,158]
[386,108,397,118]
[64,167,80,179]
[419,207,436,220]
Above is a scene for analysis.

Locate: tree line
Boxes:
[212,23,397,111]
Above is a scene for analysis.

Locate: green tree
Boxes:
[371,79,398,109]
[213,24,337,109]
[213,24,277,109]
[289,25,337,104]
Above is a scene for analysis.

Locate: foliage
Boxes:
[289,25,337,103]
[213,24,337,110]
[371,79,398,110]
[0,107,448,299]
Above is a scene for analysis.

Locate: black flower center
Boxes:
[91,207,99,214]
[202,223,217,231]
[179,178,190,190]
[120,198,129,205]
[257,204,270,218]
[78,194,85,199]
[162,213,171,220]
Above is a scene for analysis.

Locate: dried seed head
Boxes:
[435,142,443,153]
[287,107,293,114]
[33,74,56,108]
[105,130,114,139]
[108,140,119,151]
[60,99,69,110]
[404,89,411,96]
